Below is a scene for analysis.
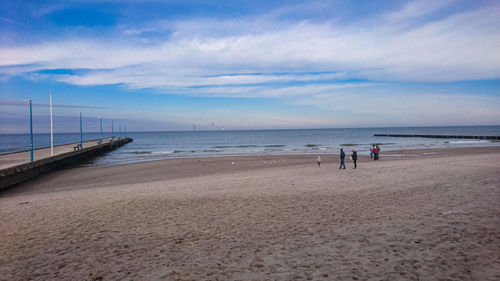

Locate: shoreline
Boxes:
[94,143,500,164]
[2,146,500,197]
[90,142,500,166]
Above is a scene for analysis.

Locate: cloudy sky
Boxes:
[1,0,499,133]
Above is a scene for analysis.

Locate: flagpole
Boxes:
[50,93,54,156]
[80,112,83,149]
[29,100,33,162]
[99,116,102,142]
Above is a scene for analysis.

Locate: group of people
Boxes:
[316,144,381,169]
[370,144,381,160]
[338,148,357,169]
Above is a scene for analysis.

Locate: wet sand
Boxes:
[1,147,499,280]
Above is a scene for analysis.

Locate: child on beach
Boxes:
[372,146,378,160]
[317,155,321,167]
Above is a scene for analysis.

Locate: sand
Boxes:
[1,147,499,280]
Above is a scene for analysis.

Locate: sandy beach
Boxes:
[1,147,499,280]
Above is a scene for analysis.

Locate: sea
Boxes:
[1,126,499,166]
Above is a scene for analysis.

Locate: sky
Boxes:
[1,0,499,133]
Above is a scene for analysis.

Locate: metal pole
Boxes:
[112,120,114,139]
[99,116,102,142]
[50,93,54,156]
[29,100,33,162]
[124,122,126,138]
[80,112,83,149]
[119,122,121,138]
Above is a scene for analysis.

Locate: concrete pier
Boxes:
[374,134,500,140]
[0,137,133,190]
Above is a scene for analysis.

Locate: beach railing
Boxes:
[0,137,133,190]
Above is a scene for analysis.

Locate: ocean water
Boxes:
[1,126,499,166]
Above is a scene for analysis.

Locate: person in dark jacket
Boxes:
[351,149,358,169]
[339,148,346,169]
[373,145,379,160]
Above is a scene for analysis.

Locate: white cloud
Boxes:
[0,0,499,126]
[290,86,500,124]
[2,3,499,87]
[384,0,454,23]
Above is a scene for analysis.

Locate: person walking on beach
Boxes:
[370,145,375,159]
[376,145,381,160]
[351,149,358,169]
[339,148,346,169]
[317,155,321,167]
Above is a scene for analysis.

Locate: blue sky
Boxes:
[1,0,499,133]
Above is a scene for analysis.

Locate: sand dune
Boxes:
[1,148,499,280]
